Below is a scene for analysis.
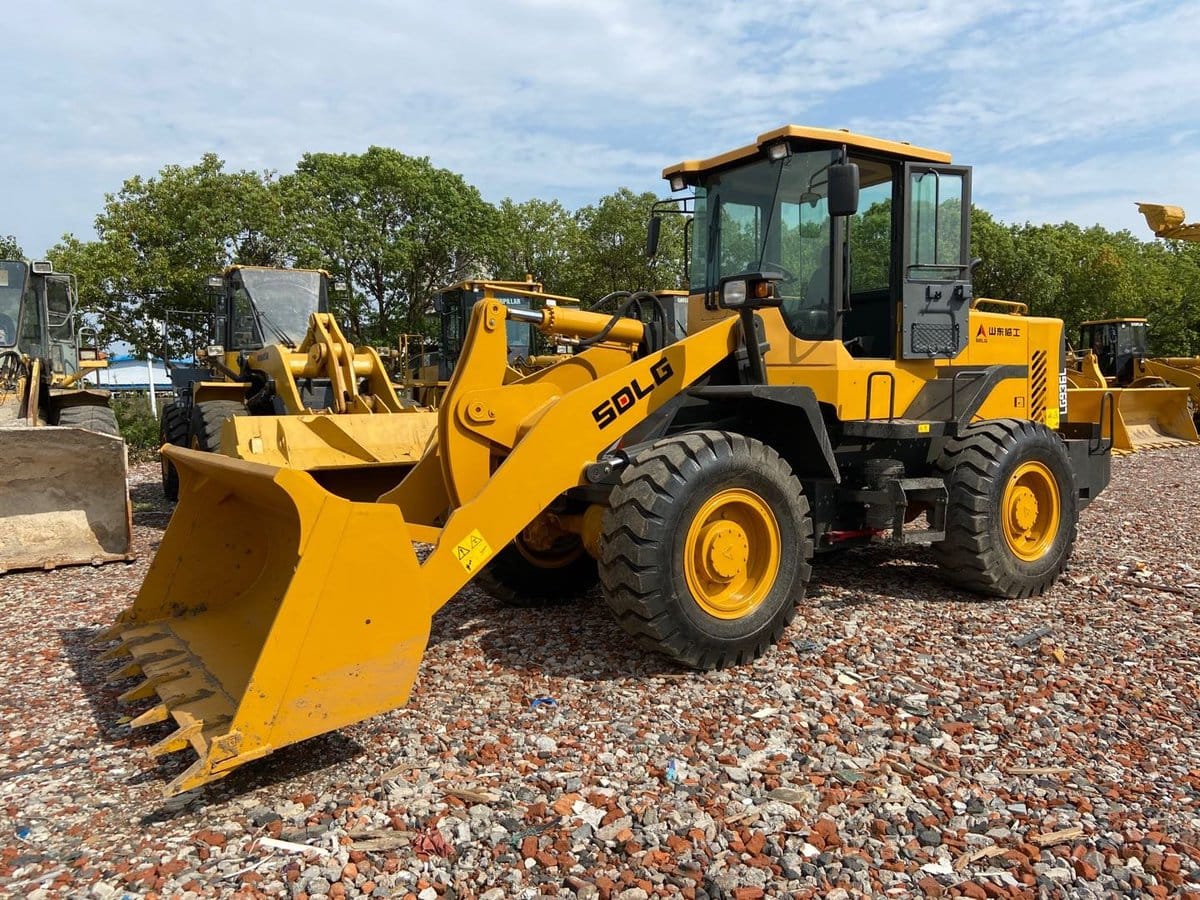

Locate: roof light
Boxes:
[766,142,791,161]
[31,260,53,274]
[669,175,686,192]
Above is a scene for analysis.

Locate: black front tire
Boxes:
[598,430,812,670]
[932,419,1077,598]
[159,401,190,501]
[189,400,247,454]
[477,533,599,608]
[55,404,120,437]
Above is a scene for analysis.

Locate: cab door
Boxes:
[900,163,973,360]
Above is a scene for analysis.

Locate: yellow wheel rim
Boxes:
[1001,461,1061,562]
[683,487,781,619]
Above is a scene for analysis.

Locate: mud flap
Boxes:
[0,426,131,573]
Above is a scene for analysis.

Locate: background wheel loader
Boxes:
[0,259,131,573]
[158,265,436,498]
[1065,317,1200,453]
[97,126,1111,796]
[395,278,584,407]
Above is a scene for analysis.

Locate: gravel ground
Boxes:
[2,452,1200,899]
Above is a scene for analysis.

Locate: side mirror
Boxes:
[828,163,860,217]
[645,215,663,259]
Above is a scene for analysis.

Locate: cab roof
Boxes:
[662,125,952,182]
[223,264,331,278]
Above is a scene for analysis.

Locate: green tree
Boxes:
[566,188,685,304]
[281,147,496,343]
[47,155,285,357]
[0,235,21,259]
[490,198,579,294]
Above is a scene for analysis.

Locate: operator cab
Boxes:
[660,126,973,362]
[429,279,576,380]
[207,265,332,354]
[1079,318,1148,383]
[0,259,83,375]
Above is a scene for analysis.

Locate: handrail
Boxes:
[949,369,987,422]
[970,297,1028,316]
[864,371,896,421]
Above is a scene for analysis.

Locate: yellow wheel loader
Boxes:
[158,265,436,497]
[396,278,587,407]
[97,126,1111,796]
[0,260,131,573]
[1065,318,1200,452]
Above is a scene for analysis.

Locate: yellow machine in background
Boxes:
[395,278,584,407]
[158,265,436,496]
[1139,202,1200,242]
[1065,317,1199,452]
[1,260,131,573]
[98,126,1110,795]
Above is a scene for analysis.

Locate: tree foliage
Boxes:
[281,147,496,343]
[0,235,22,259]
[971,209,1200,355]
[564,189,686,303]
[34,143,1200,359]
[48,155,284,357]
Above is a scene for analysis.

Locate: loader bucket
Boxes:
[221,410,438,470]
[0,426,131,573]
[101,446,429,795]
[1066,385,1199,453]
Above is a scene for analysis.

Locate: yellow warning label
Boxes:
[1045,407,1060,429]
[917,423,931,433]
[454,528,493,573]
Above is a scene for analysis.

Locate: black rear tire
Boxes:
[55,404,119,437]
[598,430,812,670]
[189,400,247,454]
[477,533,599,608]
[932,419,1077,598]
[159,401,190,501]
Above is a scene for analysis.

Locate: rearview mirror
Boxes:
[645,216,663,259]
[828,163,860,217]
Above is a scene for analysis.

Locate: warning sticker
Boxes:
[1045,407,1060,429]
[454,529,493,573]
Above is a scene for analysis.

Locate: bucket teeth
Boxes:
[131,704,170,728]
[97,643,132,662]
[148,720,202,759]
[116,666,189,704]
[90,623,125,647]
[118,679,159,703]
[106,661,143,684]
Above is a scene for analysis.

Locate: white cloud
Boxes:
[3,0,1199,254]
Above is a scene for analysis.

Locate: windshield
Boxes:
[238,269,324,345]
[0,260,27,346]
[689,149,838,338]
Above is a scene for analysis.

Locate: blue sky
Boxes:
[4,0,1199,257]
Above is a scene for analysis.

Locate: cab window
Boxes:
[909,170,965,279]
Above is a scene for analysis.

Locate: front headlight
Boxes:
[721,279,747,308]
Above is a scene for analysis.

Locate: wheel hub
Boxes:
[683,488,782,620]
[1001,460,1061,562]
[699,522,749,582]
[1008,486,1039,533]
